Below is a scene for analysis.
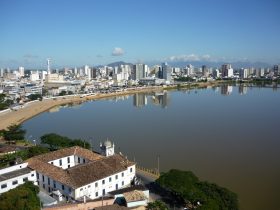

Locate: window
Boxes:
[62,185,64,190]
[80,188,83,191]
[31,173,34,177]
[43,184,45,189]
[78,157,80,163]
[122,181,124,186]
[102,180,105,185]
[95,192,98,197]
[116,184,118,190]
[95,182,98,187]
[130,167,133,173]
[115,175,118,180]
[109,177,112,182]
[48,178,50,185]
[53,181,56,188]
[51,162,53,165]
[122,172,124,177]
[36,173,39,179]
[67,157,70,163]
[23,177,28,182]
[68,187,72,193]
[102,189,105,195]
[68,165,70,168]
[42,175,45,182]
[12,180,18,185]
[59,159,62,166]
[88,185,91,188]
[83,159,85,163]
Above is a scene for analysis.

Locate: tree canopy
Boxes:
[156,169,238,210]
[27,94,42,101]
[147,200,168,210]
[0,93,13,110]
[2,124,26,141]
[0,146,50,168]
[41,133,90,150]
[0,181,40,210]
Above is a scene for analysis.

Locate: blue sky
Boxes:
[0,0,279,68]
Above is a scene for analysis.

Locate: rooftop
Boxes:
[0,167,32,182]
[109,185,147,195]
[27,146,135,189]
[123,190,147,202]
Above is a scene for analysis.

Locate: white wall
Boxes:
[48,155,88,169]
[0,167,36,194]
[74,165,136,200]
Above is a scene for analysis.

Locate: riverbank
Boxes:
[0,80,248,130]
[0,86,166,130]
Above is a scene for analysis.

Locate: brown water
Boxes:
[23,85,280,210]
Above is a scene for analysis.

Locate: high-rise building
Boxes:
[162,62,172,81]
[183,64,194,76]
[0,68,4,77]
[273,65,280,76]
[239,68,248,79]
[47,58,51,74]
[202,65,209,77]
[132,64,147,80]
[18,66,24,77]
[213,69,220,78]
[221,64,233,78]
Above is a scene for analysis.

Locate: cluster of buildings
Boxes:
[0,60,279,105]
[0,141,150,209]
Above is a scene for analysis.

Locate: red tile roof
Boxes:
[27,146,135,189]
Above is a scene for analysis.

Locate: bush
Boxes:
[0,181,40,210]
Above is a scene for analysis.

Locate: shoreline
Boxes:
[0,86,165,130]
[0,80,276,130]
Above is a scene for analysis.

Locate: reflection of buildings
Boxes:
[221,85,233,96]
[151,91,170,108]
[133,91,170,108]
[133,93,147,107]
[239,85,248,95]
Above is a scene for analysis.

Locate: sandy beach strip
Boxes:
[0,86,165,130]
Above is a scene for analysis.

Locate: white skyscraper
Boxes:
[18,66,24,77]
[47,58,51,74]
[240,68,248,79]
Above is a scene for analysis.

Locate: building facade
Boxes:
[27,145,136,201]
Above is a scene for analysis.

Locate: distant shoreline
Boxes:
[0,80,277,130]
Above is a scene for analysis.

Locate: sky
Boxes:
[0,0,279,68]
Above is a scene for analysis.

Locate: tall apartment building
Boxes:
[132,64,147,80]
[221,64,233,78]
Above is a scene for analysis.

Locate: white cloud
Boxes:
[168,54,211,62]
[112,47,125,56]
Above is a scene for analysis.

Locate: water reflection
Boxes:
[133,91,170,108]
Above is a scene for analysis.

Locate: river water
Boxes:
[23,85,280,210]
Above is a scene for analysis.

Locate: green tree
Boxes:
[59,90,67,96]
[27,94,42,101]
[0,181,40,210]
[147,200,168,210]
[3,124,26,142]
[0,94,14,110]
[41,133,90,150]
[156,169,238,210]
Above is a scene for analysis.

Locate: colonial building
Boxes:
[27,142,136,201]
[0,162,36,194]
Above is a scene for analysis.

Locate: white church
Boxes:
[0,141,136,201]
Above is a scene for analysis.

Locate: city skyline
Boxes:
[0,0,280,68]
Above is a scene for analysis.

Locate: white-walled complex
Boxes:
[26,145,136,201]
